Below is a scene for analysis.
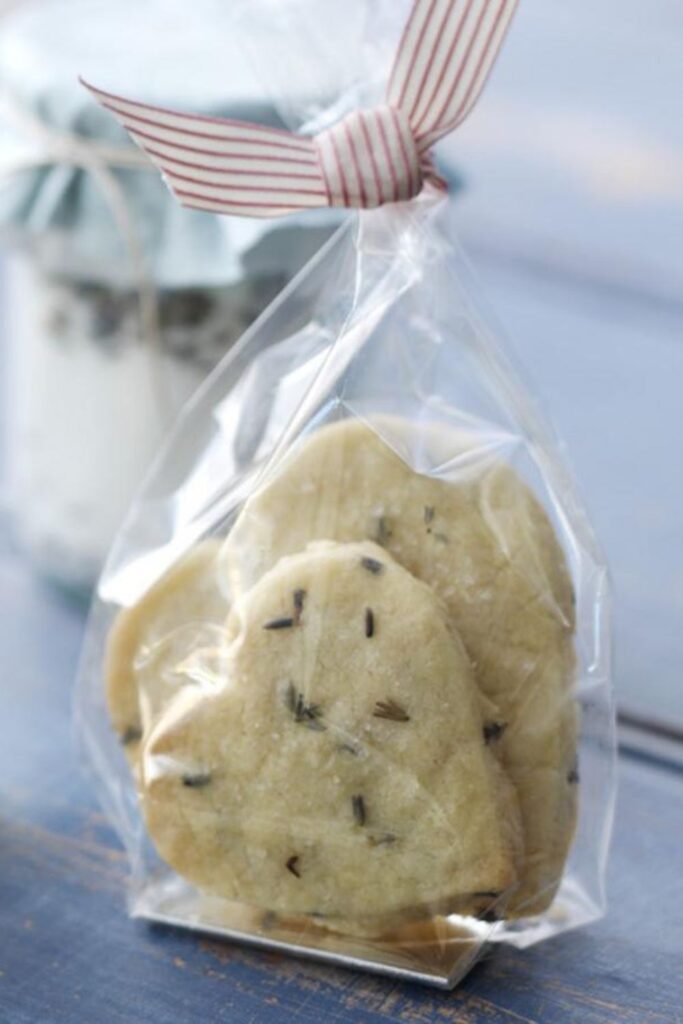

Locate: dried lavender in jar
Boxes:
[0,0,342,594]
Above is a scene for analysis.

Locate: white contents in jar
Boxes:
[4,255,284,593]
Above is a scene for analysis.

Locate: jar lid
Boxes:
[0,0,347,287]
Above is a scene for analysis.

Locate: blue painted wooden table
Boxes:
[0,536,682,1024]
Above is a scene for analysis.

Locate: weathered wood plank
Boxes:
[0,545,681,1024]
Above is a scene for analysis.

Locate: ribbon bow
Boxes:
[83,0,517,218]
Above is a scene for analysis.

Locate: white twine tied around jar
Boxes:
[83,0,517,219]
[0,89,172,417]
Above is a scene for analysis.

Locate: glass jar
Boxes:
[0,0,341,594]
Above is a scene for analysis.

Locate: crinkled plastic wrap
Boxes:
[76,189,615,988]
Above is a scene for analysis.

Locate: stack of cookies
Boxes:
[107,419,578,936]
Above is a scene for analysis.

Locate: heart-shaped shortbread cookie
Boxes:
[141,541,522,934]
[223,419,578,916]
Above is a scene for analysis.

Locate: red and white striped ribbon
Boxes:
[82,0,517,218]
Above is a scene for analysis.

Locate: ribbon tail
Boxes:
[386,0,518,152]
[80,79,328,219]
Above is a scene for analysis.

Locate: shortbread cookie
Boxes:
[106,540,228,768]
[224,419,578,916]
[141,541,522,933]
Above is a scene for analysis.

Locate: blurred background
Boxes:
[1,0,681,737]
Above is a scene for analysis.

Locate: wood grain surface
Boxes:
[0,539,681,1024]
